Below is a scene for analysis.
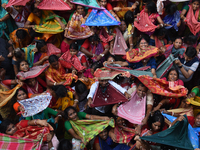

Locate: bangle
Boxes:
[178,65,183,68]
[54,82,57,86]
[34,119,38,125]
[74,99,79,102]
[93,54,95,57]
[89,115,91,119]
[58,114,62,117]
[159,102,163,105]
[172,112,174,116]
[160,24,163,27]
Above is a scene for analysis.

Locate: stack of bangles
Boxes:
[74,99,79,102]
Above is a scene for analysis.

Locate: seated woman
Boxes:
[60,38,74,54]
[45,55,78,87]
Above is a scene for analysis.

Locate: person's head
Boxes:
[99,79,109,87]
[116,117,126,126]
[89,34,99,46]
[144,1,157,14]
[51,85,68,98]
[107,55,116,63]
[75,80,88,94]
[31,4,42,18]
[183,34,198,45]
[14,48,25,60]
[90,62,102,75]
[36,40,47,53]
[16,29,28,40]
[76,5,84,15]
[13,5,24,13]
[57,139,72,150]
[173,37,182,49]
[99,128,108,140]
[136,82,148,98]
[194,112,200,127]
[119,20,127,32]
[25,78,37,87]
[165,3,178,15]
[166,68,179,81]
[191,0,200,11]
[154,28,167,40]
[148,110,164,132]
[49,55,59,70]
[138,35,150,50]
[99,0,107,8]
[184,46,197,62]
[64,106,78,121]
[0,119,17,135]
[15,87,28,100]
[69,42,78,56]
[124,10,134,26]
[17,60,29,72]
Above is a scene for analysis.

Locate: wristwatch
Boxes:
[178,65,183,68]
[100,53,104,57]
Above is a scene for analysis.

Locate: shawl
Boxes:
[37,0,71,10]
[34,11,67,34]
[0,84,21,107]
[126,46,158,63]
[187,96,200,106]
[154,36,167,48]
[99,27,114,43]
[162,113,199,149]
[0,133,40,150]
[69,119,114,148]
[105,54,176,78]
[16,63,49,80]
[163,10,180,31]
[14,120,53,142]
[71,0,102,9]
[138,75,188,98]
[167,107,194,116]
[134,10,158,33]
[90,83,128,107]
[47,43,61,56]
[114,124,135,143]
[59,50,86,72]
[164,44,186,58]
[18,93,52,117]
[65,12,93,40]
[82,9,121,26]
[6,0,30,7]
[140,115,194,150]
[112,28,127,55]
[45,62,78,86]
[22,44,35,68]
[186,5,200,35]
[118,90,146,125]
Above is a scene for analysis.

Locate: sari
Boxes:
[34,10,67,34]
[59,51,86,72]
[167,107,194,117]
[118,90,146,125]
[45,62,78,86]
[126,46,158,63]
[65,12,93,40]
[163,10,180,31]
[154,36,167,48]
[90,42,105,62]
[22,44,35,68]
[164,44,186,58]
[99,27,114,43]
[37,0,71,10]
[69,119,114,148]
[185,5,200,35]
[71,0,102,9]
[47,43,61,56]
[134,10,158,33]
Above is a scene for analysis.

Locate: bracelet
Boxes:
[58,114,62,117]
[172,112,174,116]
[160,24,163,27]
[159,102,163,105]
[16,79,19,83]
[93,54,95,57]
[74,99,79,102]
[34,119,38,125]
[178,65,183,68]
[54,82,57,86]
[89,115,91,119]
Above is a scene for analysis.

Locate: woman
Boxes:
[45,55,78,87]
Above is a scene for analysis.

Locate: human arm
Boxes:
[85,114,110,120]
[153,99,170,112]
[113,61,129,67]
[46,78,66,87]
[33,56,49,66]
[28,119,49,126]
[80,46,94,57]
[142,104,153,125]
[170,115,185,126]
[0,13,9,22]
[55,16,66,30]
[109,10,120,22]
[24,20,35,28]
[151,68,157,78]
[180,8,187,21]
[108,128,116,142]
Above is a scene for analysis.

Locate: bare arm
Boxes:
[180,9,187,20]
[80,47,93,57]
[113,61,129,67]
[109,10,120,22]
[55,16,66,30]
[0,14,10,21]
[33,56,49,66]
[24,20,35,28]
[153,99,170,112]
[151,68,157,78]
[68,128,83,141]
[85,114,109,120]
[157,16,164,24]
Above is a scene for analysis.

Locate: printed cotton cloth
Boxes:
[71,0,102,9]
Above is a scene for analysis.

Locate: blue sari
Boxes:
[163,10,180,31]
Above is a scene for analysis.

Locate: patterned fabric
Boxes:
[18,93,52,117]
[99,27,114,43]
[71,0,101,9]
[134,10,158,33]
[65,12,93,39]
[138,75,188,98]
[186,5,200,35]
[163,10,180,31]
[167,107,194,116]
[0,133,39,150]
[69,119,115,148]
[82,9,120,26]
[164,44,185,58]
[156,0,164,15]
[187,96,200,106]
[45,62,78,85]
[90,42,105,63]
[126,46,158,63]
[118,90,146,125]
[37,0,71,10]
[16,63,49,80]
[154,36,167,48]
[6,0,30,7]
[47,43,61,56]
[22,44,35,68]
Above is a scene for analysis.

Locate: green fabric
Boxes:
[70,119,115,148]
[183,5,189,11]
[22,44,35,68]
[192,87,200,97]
[141,115,194,150]
[72,0,101,9]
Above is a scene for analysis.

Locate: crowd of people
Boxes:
[1,0,200,149]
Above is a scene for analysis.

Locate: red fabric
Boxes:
[186,5,200,35]
[106,3,113,11]
[187,116,195,127]
[134,10,158,33]
[154,36,167,48]
[2,80,12,86]
[161,77,184,86]
[99,28,114,43]
[81,55,87,64]
[37,77,47,88]
[6,0,30,7]
[60,41,70,53]
[81,39,92,52]
[47,43,61,56]
[37,0,71,10]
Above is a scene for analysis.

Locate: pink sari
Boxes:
[117,90,146,125]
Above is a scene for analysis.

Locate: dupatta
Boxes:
[163,10,180,31]
[134,10,158,33]
[71,0,102,9]
[164,44,185,58]
[117,90,146,125]
[186,5,200,35]
[47,43,61,56]
[22,45,35,68]
[65,12,94,40]
[154,36,167,48]
[37,0,71,10]
[99,27,114,43]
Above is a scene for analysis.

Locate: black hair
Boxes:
[69,42,78,51]
[145,1,157,14]
[148,110,165,131]
[35,40,46,52]
[98,0,107,1]
[14,87,28,99]
[0,114,3,122]
[29,28,42,41]
[75,80,87,94]
[0,119,13,133]
[173,36,182,42]
[107,55,116,61]
[185,46,197,58]
[51,85,68,98]
[14,48,24,60]
[91,61,103,72]
[89,34,100,42]
[166,68,179,81]
[49,55,59,64]
[165,3,178,15]
[192,0,200,3]
[124,10,134,27]
[16,59,29,72]
[137,81,146,88]
[57,139,72,150]
[143,0,152,4]
[137,34,150,46]
[16,29,28,39]
[64,106,77,120]
[196,112,200,117]
[154,27,167,37]
[183,34,198,45]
